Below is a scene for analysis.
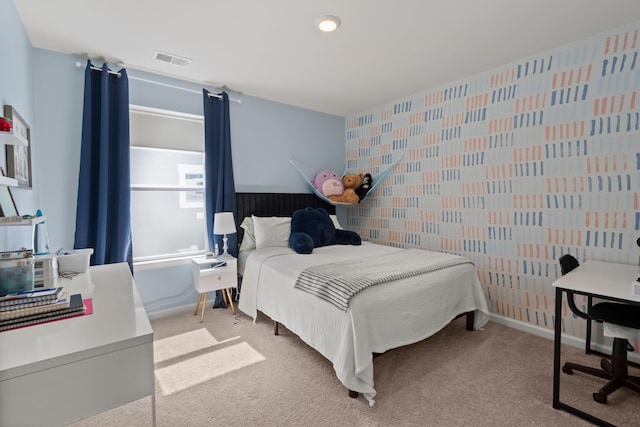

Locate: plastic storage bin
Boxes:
[57,248,94,273]
[0,250,34,296]
[34,254,58,288]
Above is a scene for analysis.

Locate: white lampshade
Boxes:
[213,212,236,235]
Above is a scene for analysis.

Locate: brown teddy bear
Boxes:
[329,173,364,204]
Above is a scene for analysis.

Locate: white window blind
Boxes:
[129,105,206,262]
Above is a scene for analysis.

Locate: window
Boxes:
[129,105,206,263]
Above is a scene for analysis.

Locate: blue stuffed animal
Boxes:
[288,208,361,254]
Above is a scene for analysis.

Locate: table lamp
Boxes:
[213,212,236,256]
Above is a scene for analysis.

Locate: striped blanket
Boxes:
[294,249,473,311]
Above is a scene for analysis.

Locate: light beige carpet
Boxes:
[71,308,640,426]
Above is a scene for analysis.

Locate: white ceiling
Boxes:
[13,0,640,117]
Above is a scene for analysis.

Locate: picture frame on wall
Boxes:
[4,105,32,189]
[0,168,19,217]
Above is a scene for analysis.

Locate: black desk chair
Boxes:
[559,254,640,403]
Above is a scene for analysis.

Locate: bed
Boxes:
[234,193,490,406]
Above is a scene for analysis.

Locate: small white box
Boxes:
[57,248,94,273]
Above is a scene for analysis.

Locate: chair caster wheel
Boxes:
[562,365,573,375]
[600,358,612,373]
[593,392,607,404]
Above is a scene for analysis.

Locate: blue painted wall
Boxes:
[29,52,344,314]
[30,51,345,253]
[3,0,345,314]
[0,0,38,250]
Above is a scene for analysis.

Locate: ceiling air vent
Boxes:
[152,50,192,67]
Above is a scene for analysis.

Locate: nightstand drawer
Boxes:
[200,268,235,285]
[192,257,237,293]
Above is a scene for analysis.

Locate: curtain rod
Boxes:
[80,63,241,103]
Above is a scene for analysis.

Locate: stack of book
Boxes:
[0,287,86,331]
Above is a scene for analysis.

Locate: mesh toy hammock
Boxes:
[290,156,403,206]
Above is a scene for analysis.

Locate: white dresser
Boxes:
[0,262,155,426]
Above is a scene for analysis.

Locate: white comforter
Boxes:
[238,242,490,405]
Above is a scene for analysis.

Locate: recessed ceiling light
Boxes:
[315,15,341,32]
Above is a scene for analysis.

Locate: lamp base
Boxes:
[221,235,229,256]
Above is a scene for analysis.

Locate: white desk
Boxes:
[0,263,155,427]
[552,260,640,426]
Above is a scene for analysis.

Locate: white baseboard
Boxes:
[146,304,193,321]
[489,313,640,364]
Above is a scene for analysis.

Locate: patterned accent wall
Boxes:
[345,22,640,344]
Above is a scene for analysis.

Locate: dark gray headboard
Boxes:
[235,192,336,245]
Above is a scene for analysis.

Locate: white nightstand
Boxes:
[192,254,237,323]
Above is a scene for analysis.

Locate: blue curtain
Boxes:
[74,61,132,270]
[203,90,237,257]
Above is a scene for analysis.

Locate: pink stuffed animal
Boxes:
[314,170,344,197]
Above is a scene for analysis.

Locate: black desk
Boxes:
[553,260,640,426]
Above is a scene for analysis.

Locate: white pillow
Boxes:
[239,216,256,251]
[252,215,292,249]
